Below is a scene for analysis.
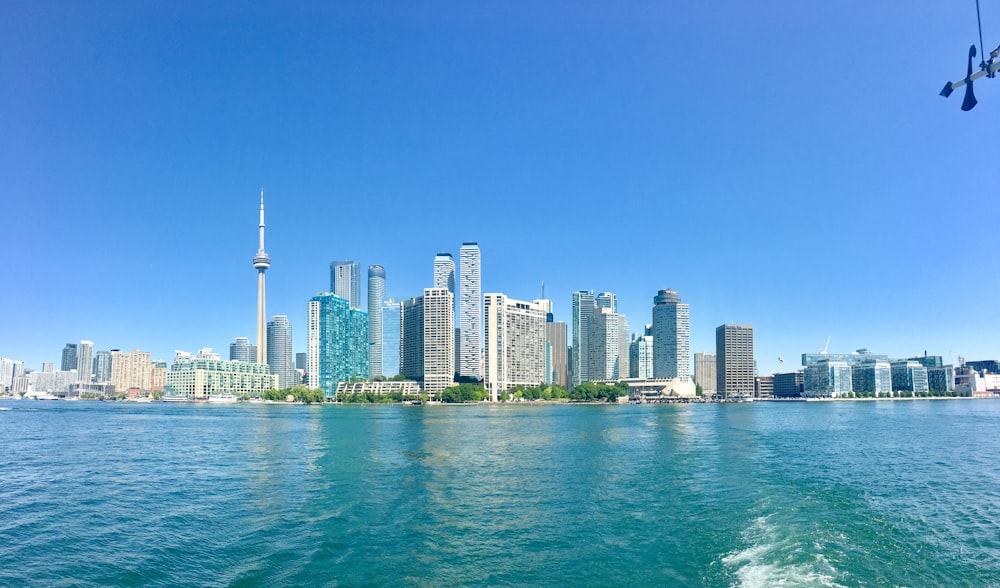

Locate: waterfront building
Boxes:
[423,287,455,396]
[755,375,774,398]
[772,371,804,398]
[694,351,717,395]
[623,377,697,401]
[0,358,24,392]
[588,306,627,381]
[909,354,944,369]
[335,380,422,399]
[152,360,168,393]
[965,359,1000,374]
[61,343,77,372]
[629,330,654,379]
[891,360,930,395]
[400,295,425,381]
[571,290,595,385]
[804,359,853,397]
[110,349,154,394]
[94,350,113,383]
[229,337,257,363]
[267,315,296,389]
[382,299,401,377]
[29,369,77,396]
[852,360,892,396]
[459,243,482,380]
[716,324,755,398]
[545,319,569,387]
[484,293,547,402]
[253,190,271,364]
[801,350,889,368]
[308,293,369,398]
[368,265,385,378]
[433,253,456,295]
[77,341,93,383]
[652,289,690,379]
[165,358,277,399]
[928,365,955,393]
[330,261,361,309]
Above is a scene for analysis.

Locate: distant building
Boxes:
[0,358,24,392]
[630,330,654,380]
[693,351,717,395]
[111,349,153,394]
[368,265,385,378]
[77,341,94,383]
[382,299,401,378]
[909,354,943,369]
[295,352,307,371]
[330,261,361,309]
[588,306,627,381]
[29,369,77,396]
[400,295,425,382]
[928,365,955,393]
[624,377,697,402]
[801,350,889,368]
[891,360,929,395]
[459,243,482,380]
[571,290,595,386]
[716,324,754,398]
[852,360,892,396]
[166,358,276,399]
[229,337,257,363]
[335,380,422,399]
[544,318,569,388]
[755,376,774,398]
[423,288,455,396]
[772,372,804,398]
[61,343,77,372]
[94,350,113,383]
[484,293,547,402]
[267,315,296,389]
[804,358,853,398]
[965,359,999,374]
[433,253,456,295]
[652,289,689,379]
[308,293,368,397]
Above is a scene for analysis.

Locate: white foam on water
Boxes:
[721,514,846,588]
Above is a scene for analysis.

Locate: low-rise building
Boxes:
[335,380,422,399]
[165,358,277,399]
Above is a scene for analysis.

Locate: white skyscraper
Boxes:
[459,243,482,379]
[77,340,94,383]
[331,261,361,309]
[368,265,386,378]
[423,287,455,396]
[652,289,690,379]
[588,306,626,381]
[433,253,456,295]
[484,293,547,402]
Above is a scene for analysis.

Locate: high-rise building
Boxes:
[0,358,24,391]
[111,349,154,394]
[61,343,78,372]
[459,243,482,380]
[382,299,401,378]
[693,351,717,395]
[890,360,929,395]
[330,261,361,309]
[423,287,455,396]
[652,289,690,379]
[484,293,547,402]
[852,360,892,396]
[545,320,569,388]
[716,324,754,398]
[94,350,113,384]
[77,340,94,383]
[400,296,425,382]
[928,366,955,393]
[253,190,271,364]
[804,359,853,397]
[368,265,386,378]
[229,337,257,363]
[295,353,307,371]
[588,306,627,381]
[630,330,654,379]
[433,253,456,295]
[596,292,617,312]
[571,290,595,385]
[308,293,368,398]
[267,315,296,389]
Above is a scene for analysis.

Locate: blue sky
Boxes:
[2,1,997,374]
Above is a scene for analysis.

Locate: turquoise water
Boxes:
[2,400,1000,587]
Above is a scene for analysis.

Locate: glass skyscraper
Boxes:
[330,261,361,309]
[382,299,401,378]
[368,265,385,378]
[652,289,690,379]
[267,315,296,389]
[571,290,595,385]
[61,343,77,372]
[459,243,481,379]
[229,337,256,363]
[308,293,368,398]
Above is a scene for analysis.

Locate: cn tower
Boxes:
[253,188,270,364]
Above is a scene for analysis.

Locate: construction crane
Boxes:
[940,0,999,110]
[820,336,831,355]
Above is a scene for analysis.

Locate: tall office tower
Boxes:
[484,294,547,402]
[596,292,617,312]
[94,350,113,383]
[588,306,626,381]
[433,253,456,295]
[229,337,257,363]
[308,293,368,398]
[400,296,425,382]
[76,340,94,382]
[111,349,154,394]
[61,343,78,372]
[652,289,690,379]
[545,320,569,388]
[617,318,630,379]
[0,358,23,391]
[368,265,386,378]
[716,324,754,398]
[330,261,361,309]
[267,315,296,389]
[459,243,482,379]
[693,352,717,394]
[253,190,271,364]
[423,288,455,396]
[630,332,655,379]
[571,291,595,385]
[295,353,307,371]
[381,299,401,378]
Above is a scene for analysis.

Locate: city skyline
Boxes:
[3,4,997,373]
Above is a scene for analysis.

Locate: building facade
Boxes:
[891,360,930,394]
[852,360,892,396]
[772,371,804,398]
[459,243,482,379]
[330,261,361,309]
[165,358,277,399]
[652,289,690,379]
[545,320,569,387]
[77,340,93,383]
[400,296,425,382]
[629,332,654,379]
[804,359,853,397]
[423,288,455,396]
[308,293,369,398]
[571,290,595,385]
[61,343,77,372]
[229,337,257,363]
[267,315,296,389]
[110,349,153,394]
[484,293,547,402]
[588,306,627,381]
[716,324,754,398]
[433,253,456,295]
[693,351,717,395]
[368,265,385,378]
[382,299,401,378]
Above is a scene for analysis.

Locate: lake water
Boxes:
[2,399,1000,586]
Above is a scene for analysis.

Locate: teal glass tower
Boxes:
[308,293,369,398]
